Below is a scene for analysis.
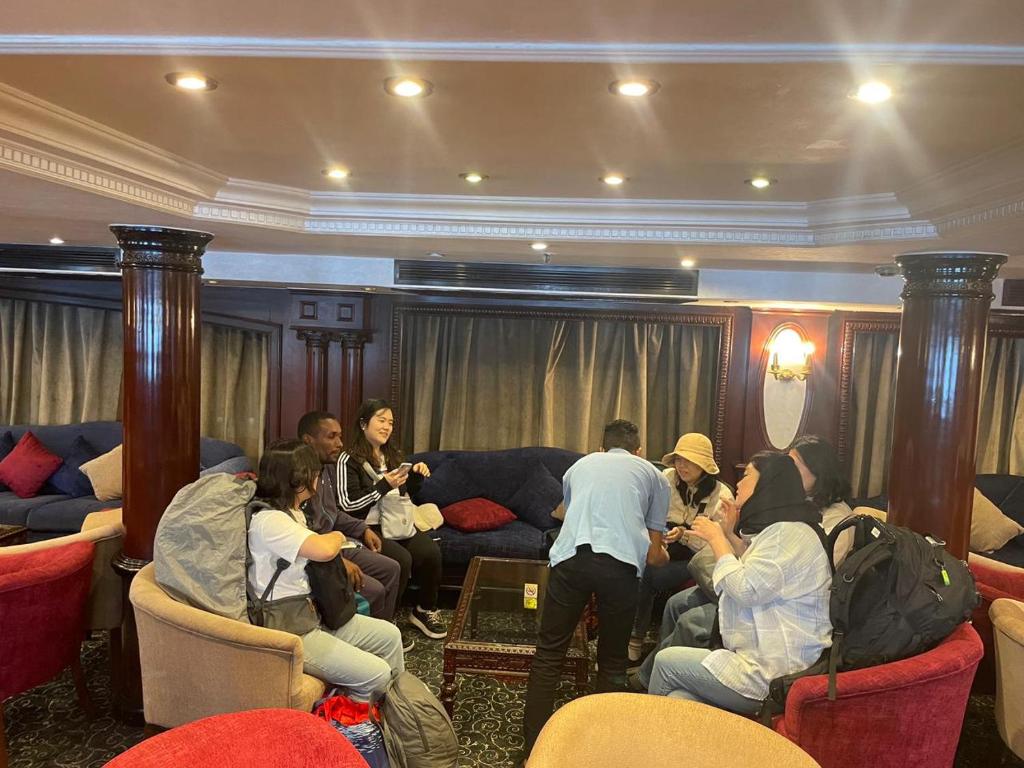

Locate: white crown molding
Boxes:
[0,136,196,216]
[3,36,1024,65]
[0,83,225,198]
[935,195,1024,234]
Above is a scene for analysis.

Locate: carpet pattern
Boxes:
[3,617,1021,767]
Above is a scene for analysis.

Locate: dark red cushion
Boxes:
[441,497,516,532]
[0,431,64,499]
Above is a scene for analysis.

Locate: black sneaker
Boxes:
[402,634,416,653]
[410,607,447,639]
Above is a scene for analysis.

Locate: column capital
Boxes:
[334,330,371,349]
[111,225,213,274]
[896,251,1007,300]
[295,327,332,347]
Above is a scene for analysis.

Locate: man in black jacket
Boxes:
[299,411,404,629]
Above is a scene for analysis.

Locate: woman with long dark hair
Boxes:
[789,435,855,562]
[646,451,831,712]
[336,399,446,640]
[628,433,734,662]
[248,439,404,699]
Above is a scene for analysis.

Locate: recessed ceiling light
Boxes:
[852,81,892,104]
[384,77,433,98]
[601,174,626,186]
[459,172,487,184]
[164,72,218,91]
[680,258,696,268]
[48,236,64,245]
[609,79,660,97]
[746,177,774,189]
[323,167,350,180]
[531,242,548,251]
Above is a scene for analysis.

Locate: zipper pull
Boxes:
[940,565,951,587]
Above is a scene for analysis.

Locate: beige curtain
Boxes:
[977,335,1024,474]
[398,312,722,458]
[848,331,898,497]
[0,298,123,424]
[0,297,268,461]
[200,324,269,462]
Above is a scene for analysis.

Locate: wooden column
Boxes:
[109,224,212,723]
[888,251,1006,558]
[337,331,369,429]
[297,329,331,411]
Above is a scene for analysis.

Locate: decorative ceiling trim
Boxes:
[935,196,1024,233]
[0,136,197,216]
[2,36,1024,65]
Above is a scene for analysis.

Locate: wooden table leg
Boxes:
[440,652,459,718]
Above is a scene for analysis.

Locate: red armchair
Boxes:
[774,622,983,768]
[103,708,369,767]
[0,540,95,768]
[968,553,1024,694]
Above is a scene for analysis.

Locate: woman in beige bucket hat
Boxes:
[628,433,734,662]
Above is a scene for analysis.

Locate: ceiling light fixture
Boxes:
[746,177,774,189]
[323,167,350,180]
[531,242,548,251]
[459,172,487,184]
[165,72,218,91]
[609,79,660,97]
[601,174,626,186]
[384,77,433,98]
[48,236,64,245]
[680,258,696,268]
[852,81,893,104]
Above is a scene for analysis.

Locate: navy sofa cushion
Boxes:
[0,492,70,527]
[435,520,551,566]
[200,436,246,470]
[507,459,563,529]
[26,495,120,532]
[0,431,14,491]
[48,435,100,497]
[417,459,485,509]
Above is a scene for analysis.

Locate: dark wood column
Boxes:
[109,224,212,723]
[887,251,1006,559]
[297,329,331,411]
[337,331,370,429]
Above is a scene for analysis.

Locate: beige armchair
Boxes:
[0,508,124,631]
[129,563,325,728]
[992,597,1024,760]
[527,692,821,767]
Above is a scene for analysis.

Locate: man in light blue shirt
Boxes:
[522,419,670,753]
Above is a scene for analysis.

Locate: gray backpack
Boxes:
[371,672,458,768]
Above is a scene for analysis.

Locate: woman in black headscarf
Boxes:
[644,451,832,713]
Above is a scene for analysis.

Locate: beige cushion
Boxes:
[551,502,565,522]
[413,502,444,532]
[851,505,888,521]
[80,444,123,501]
[972,488,1024,553]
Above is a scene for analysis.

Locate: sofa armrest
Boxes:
[130,564,323,728]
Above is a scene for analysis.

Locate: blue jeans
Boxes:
[301,614,405,701]
[637,586,717,687]
[648,646,762,714]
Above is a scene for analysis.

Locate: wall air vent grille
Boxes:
[0,244,120,274]
[1003,279,1024,307]
[394,260,698,297]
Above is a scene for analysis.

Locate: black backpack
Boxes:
[764,514,979,714]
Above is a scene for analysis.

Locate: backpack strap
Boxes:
[802,520,835,575]
[245,502,293,625]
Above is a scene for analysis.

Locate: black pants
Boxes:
[522,545,639,752]
[374,528,442,610]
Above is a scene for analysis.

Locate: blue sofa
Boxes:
[0,421,250,540]
[854,473,1024,568]
[410,447,584,581]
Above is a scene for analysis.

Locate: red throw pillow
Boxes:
[0,431,64,498]
[441,498,517,533]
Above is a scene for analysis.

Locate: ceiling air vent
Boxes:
[394,260,698,298]
[0,243,120,275]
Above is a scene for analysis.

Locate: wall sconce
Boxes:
[768,327,814,381]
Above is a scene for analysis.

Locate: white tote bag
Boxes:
[363,461,417,541]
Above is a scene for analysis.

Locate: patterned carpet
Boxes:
[3,618,1021,767]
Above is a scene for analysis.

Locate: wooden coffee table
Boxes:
[440,556,590,717]
[0,524,28,547]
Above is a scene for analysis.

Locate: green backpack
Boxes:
[371,672,458,768]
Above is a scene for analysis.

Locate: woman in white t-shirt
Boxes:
[249,439,405,701]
